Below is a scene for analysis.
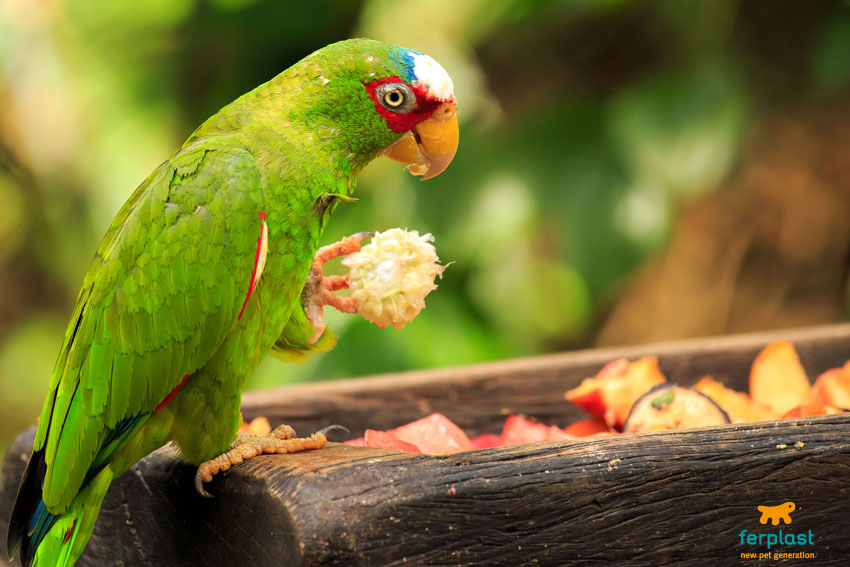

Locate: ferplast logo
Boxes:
[738,501,817,561]
[757,502,795,526]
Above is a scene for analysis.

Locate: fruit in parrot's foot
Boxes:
[302,232,373,344]
[342,228,447,329]
[195,424,326,498]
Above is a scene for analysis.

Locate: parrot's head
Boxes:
[282,38,458,180]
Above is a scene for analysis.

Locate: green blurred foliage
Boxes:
[0,0,848,447]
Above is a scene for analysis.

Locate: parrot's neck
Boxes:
[188,78,400,198]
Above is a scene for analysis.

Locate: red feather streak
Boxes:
[155,374,190,412]
[238,212,268,321]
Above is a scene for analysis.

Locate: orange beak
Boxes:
[382,102,458,181]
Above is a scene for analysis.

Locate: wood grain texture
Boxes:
[3,323,850,566]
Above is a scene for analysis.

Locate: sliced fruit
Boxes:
[811,363,850,410]
[749,340,811,416]
[363,429,421,452]
[623,385,730,433]
[784,364,850,417]
[499,415,576,445]
[240,416,272,436]
[389,413,473,455]
[782,403,844,418]
[500,415,551,445]
[693,376,774,423]
[544,425,573,441]
[562,418,610,437]
[469,433,503,449]
[566,357,667,429]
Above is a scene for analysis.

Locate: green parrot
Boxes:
[6,38,458,567]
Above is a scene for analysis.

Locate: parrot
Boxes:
[6,37,458,567]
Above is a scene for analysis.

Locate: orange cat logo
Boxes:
[757,502,795,526]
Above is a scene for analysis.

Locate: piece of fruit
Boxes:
[500,415,576,445]
[562,418,610,437]
[783,365,850,417]
[544,425,573,441]
[566,357,667,429]
[469,433,503,449]
[782,404,844,418]
[342,228,447,329]
[363,429,421,452]
[500,415,552,445]
[693,376,774,423]
[749,340,811,416]
[810,363,850,410]
[623,385,730,433]
[389,413,473,454]
[239,416,272,436]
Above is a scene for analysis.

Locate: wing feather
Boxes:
[32,140,265,511]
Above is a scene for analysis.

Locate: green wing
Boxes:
[34,140,266,511]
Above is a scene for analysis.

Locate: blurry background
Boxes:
[1,0,850,451]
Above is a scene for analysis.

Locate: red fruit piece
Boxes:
[470,433,503,449]
[566,357,667,429]
[544,425,573,441]
[500,415,574,445]
[501,415,551,445]
[389,413,473,455]
[783,404,844,418]
[363,429,421,453]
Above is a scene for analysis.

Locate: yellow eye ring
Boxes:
[383,89,405,107]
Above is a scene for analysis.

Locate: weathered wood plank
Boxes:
[2,323,850,566]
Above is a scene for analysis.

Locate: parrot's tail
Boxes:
[18,467,113,567]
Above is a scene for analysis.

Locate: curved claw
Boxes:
[316,424,350,438]
[195,472,214,499]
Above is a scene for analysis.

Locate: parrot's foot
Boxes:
[302,232,372,344]
[194,424,347,498]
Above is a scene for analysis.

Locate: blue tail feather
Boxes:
[9,415,148,565]
[27,498,56,557]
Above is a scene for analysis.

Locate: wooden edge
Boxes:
[242,323,850,407]
[228,413,850,565]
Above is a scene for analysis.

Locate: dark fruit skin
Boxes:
[623,384,730,434]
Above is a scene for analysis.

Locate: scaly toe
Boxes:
[193,424,331,498]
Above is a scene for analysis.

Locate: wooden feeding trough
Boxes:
[2,324,850,566]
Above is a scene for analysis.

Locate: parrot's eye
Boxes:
[384,90,404,107]
[376,83,416,113]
